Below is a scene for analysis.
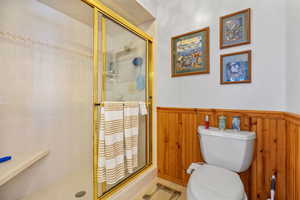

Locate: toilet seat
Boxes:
[187,164,245,200]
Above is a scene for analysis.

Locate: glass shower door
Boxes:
[98,15,149,196]
[104,18,147,103]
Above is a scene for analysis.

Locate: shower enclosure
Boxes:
[84,0,154,199]
[0,0,152,199]
[0,0,94,199]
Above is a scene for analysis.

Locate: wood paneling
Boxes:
[157,107,300,200]
[157,111,184,185]
[285,112,300,200]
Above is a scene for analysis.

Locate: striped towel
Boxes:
[124,102,139,173]
[98,103,125,185]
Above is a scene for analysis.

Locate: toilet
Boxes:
[187,126,256,200]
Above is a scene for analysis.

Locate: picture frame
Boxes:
[220,50,252,84]
[220,8,251,49]
[171,27,210,77]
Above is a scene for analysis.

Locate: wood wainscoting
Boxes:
[157,107,300,200]
[285,112,300,200]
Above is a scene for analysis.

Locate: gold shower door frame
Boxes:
[81,0,154,199]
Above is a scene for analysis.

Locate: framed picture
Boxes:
[220,50,252,84]
[171,27,210,77]
[220,8,251,49]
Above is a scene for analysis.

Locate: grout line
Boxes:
[0,30,92,58]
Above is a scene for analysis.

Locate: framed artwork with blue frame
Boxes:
[220,8,251,49]
[220,50,252,84]
[171,27,210,77]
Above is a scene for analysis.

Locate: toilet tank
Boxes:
[198,126,256,173]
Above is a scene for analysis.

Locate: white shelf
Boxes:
[0,150,49,186]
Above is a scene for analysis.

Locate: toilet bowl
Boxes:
[187,164,247,200]
[187,126,256,200]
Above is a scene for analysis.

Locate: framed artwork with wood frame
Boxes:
[220,50,252,84]
[171,27,210,77]
[220,8,251,49]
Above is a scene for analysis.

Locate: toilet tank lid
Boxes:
[198,126,256,141]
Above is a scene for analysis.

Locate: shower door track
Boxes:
[80,0,154,200]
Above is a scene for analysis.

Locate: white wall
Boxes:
[136,0,157,18]
[287,0,300,114]
[0,0,93,199]
[154,0,287,111]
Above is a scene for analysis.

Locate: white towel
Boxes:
[124,102,139,173]
[139,102,148,115]
[97,103,125,185]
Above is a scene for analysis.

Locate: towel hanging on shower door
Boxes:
[124,102,140,173]
[139,102,148,115]
[97,103,125,185]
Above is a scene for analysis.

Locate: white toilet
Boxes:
[187,126,256,200]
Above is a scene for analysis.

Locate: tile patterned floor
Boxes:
[134,178,187,200]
